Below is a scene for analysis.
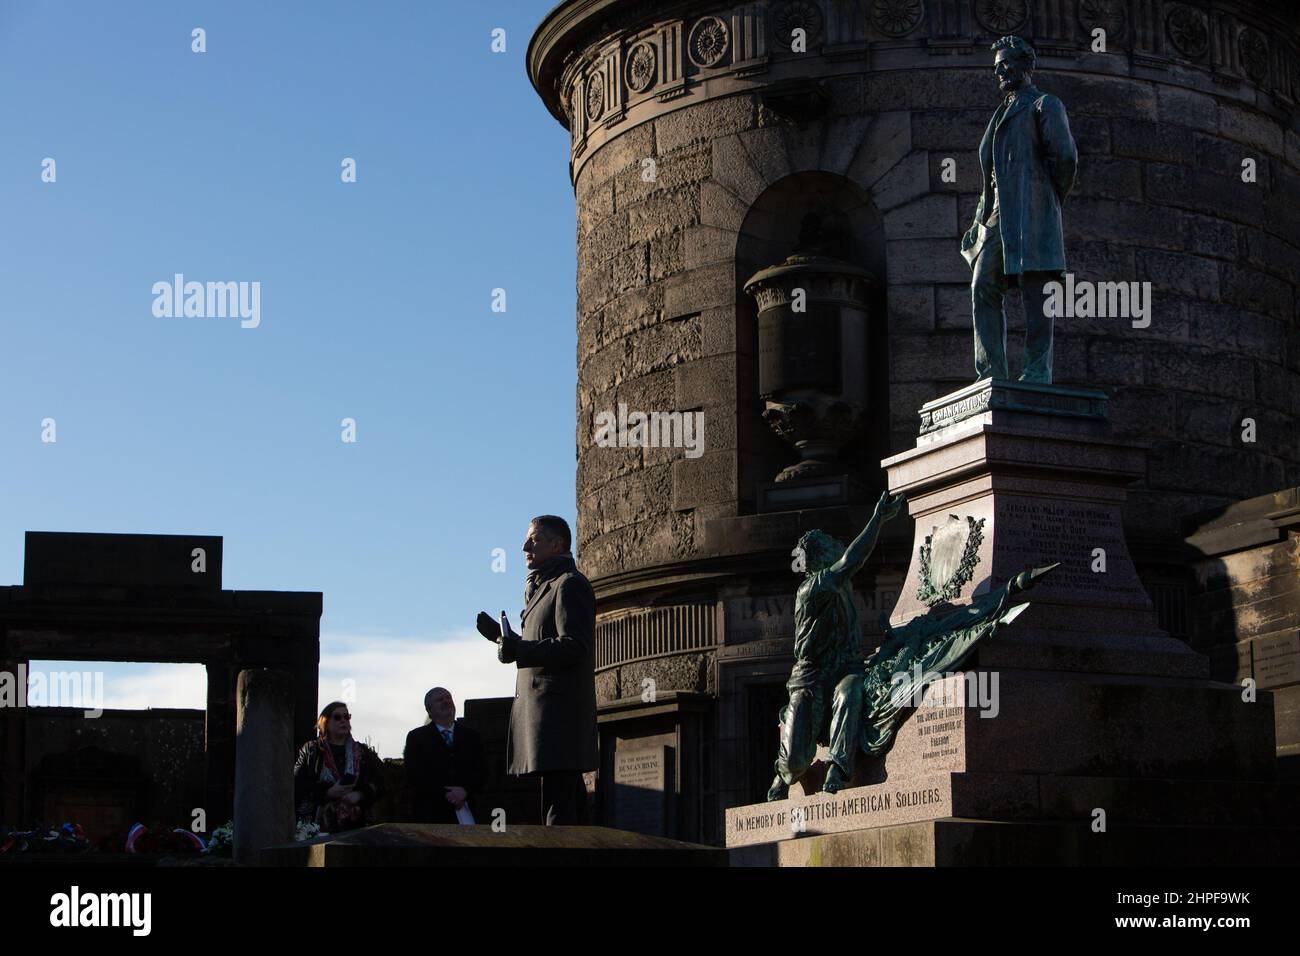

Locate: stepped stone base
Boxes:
[729,818,1300,866]
[261,824,726,867]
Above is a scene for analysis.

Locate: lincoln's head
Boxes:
[796,529,845,573]
[991,35,1035,95]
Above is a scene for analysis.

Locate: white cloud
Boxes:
[318,629,515,758]
[28,631,513,760]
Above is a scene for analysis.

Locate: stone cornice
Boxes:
[529,0,1300,159]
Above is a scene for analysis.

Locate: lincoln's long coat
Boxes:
[961,84,1078,274]
[505,564,599,775]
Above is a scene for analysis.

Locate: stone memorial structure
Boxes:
[0,532,321,828]
[1185,488,1300,778]
[527,0,1300,849]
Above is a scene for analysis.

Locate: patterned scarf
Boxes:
[524,552,576,604]
[319,735,361,786]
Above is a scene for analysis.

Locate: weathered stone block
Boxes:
[1244,229,1300,284]
[1145,343,1254,402]
[672,452,736,509]
[682,224,738,270]
[1065,197,1185,251]
[1071,114,1110,155]
[882,194,956,240]
[888,283,936,332]
[601,285,662,344]
[1143,163,1264,228]
[1049,74,1158,119]
[1183,213,1241,261]
[886,238,968,284]
[871,151,931,211]
[698,180,749,231]
[664,261,735,317]
[655,94,756,154]
[1070,156,1142,200]
[699,305,737,356]
[1085,338,1144,385]
[628,187,700,242]
[710,133,766,204]
[675,353,735,410]
[1157,85,1218,133]
[1219,101,1285,157]
[1136,249,1219,299]
[910,110,990,151]
[1112,118,1193,165]
[650,231,684,281]
[1194,133,1269,189]
[580,124,655,192]
[1219,264,1292,320]
[861,70,987,112]
[845,111,911,190]
[611,243,650,296]
[735,125,792,186]
[818,115,873,176]
[652,142,712,192]
[1186,301,1285,357]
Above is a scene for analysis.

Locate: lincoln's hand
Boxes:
[476,611,502,642]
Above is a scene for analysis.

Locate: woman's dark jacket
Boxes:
[292,737,387,825]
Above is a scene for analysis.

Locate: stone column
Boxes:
[233,668,294,865]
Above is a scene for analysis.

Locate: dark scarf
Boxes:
[525,552,576,604]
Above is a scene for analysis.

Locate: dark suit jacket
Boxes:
[403,718,487,824]
[961,84,1078,274]
[503,565,599,775]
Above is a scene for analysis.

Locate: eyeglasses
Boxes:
[331,713,352,721]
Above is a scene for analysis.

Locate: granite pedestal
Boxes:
[725,382,1300,865]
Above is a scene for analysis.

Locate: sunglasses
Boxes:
[331,713,352,721]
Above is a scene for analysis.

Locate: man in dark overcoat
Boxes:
[960,35,1078,384]
[403,686,487,824]
[477,514,597,825]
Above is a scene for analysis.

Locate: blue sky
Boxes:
[1,1,575,756]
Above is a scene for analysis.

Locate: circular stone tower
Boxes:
[529,0,1300,843]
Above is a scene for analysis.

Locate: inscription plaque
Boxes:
[614,746,668,837]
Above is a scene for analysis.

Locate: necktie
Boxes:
[441,728,452,747]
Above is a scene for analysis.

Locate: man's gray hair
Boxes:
[991,35,1036,73]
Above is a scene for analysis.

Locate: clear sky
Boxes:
[1,1,576,756]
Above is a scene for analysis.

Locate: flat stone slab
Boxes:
[260,823,725,867]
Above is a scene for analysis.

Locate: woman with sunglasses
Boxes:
[292,701,386,832]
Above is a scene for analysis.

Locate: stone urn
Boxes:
[744,237,876,483]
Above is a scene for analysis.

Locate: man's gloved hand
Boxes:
[476,611,502,642]
[497,632,518,664]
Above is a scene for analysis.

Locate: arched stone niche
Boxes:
[733,171,890,511]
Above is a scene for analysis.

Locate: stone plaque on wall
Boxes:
[1253,632,1300,689]
[614,745,669,836]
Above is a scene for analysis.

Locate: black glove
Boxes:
[497,632,518,664]
[476,611,502,642]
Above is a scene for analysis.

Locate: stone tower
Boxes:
[528,0,1300,844]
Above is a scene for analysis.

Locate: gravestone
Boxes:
[613,745,668,836]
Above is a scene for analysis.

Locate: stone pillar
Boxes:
[204,662,237,825]
[233,668,294,865]
[0,651,27,823]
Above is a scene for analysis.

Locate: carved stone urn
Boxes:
[743,214,876,484]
